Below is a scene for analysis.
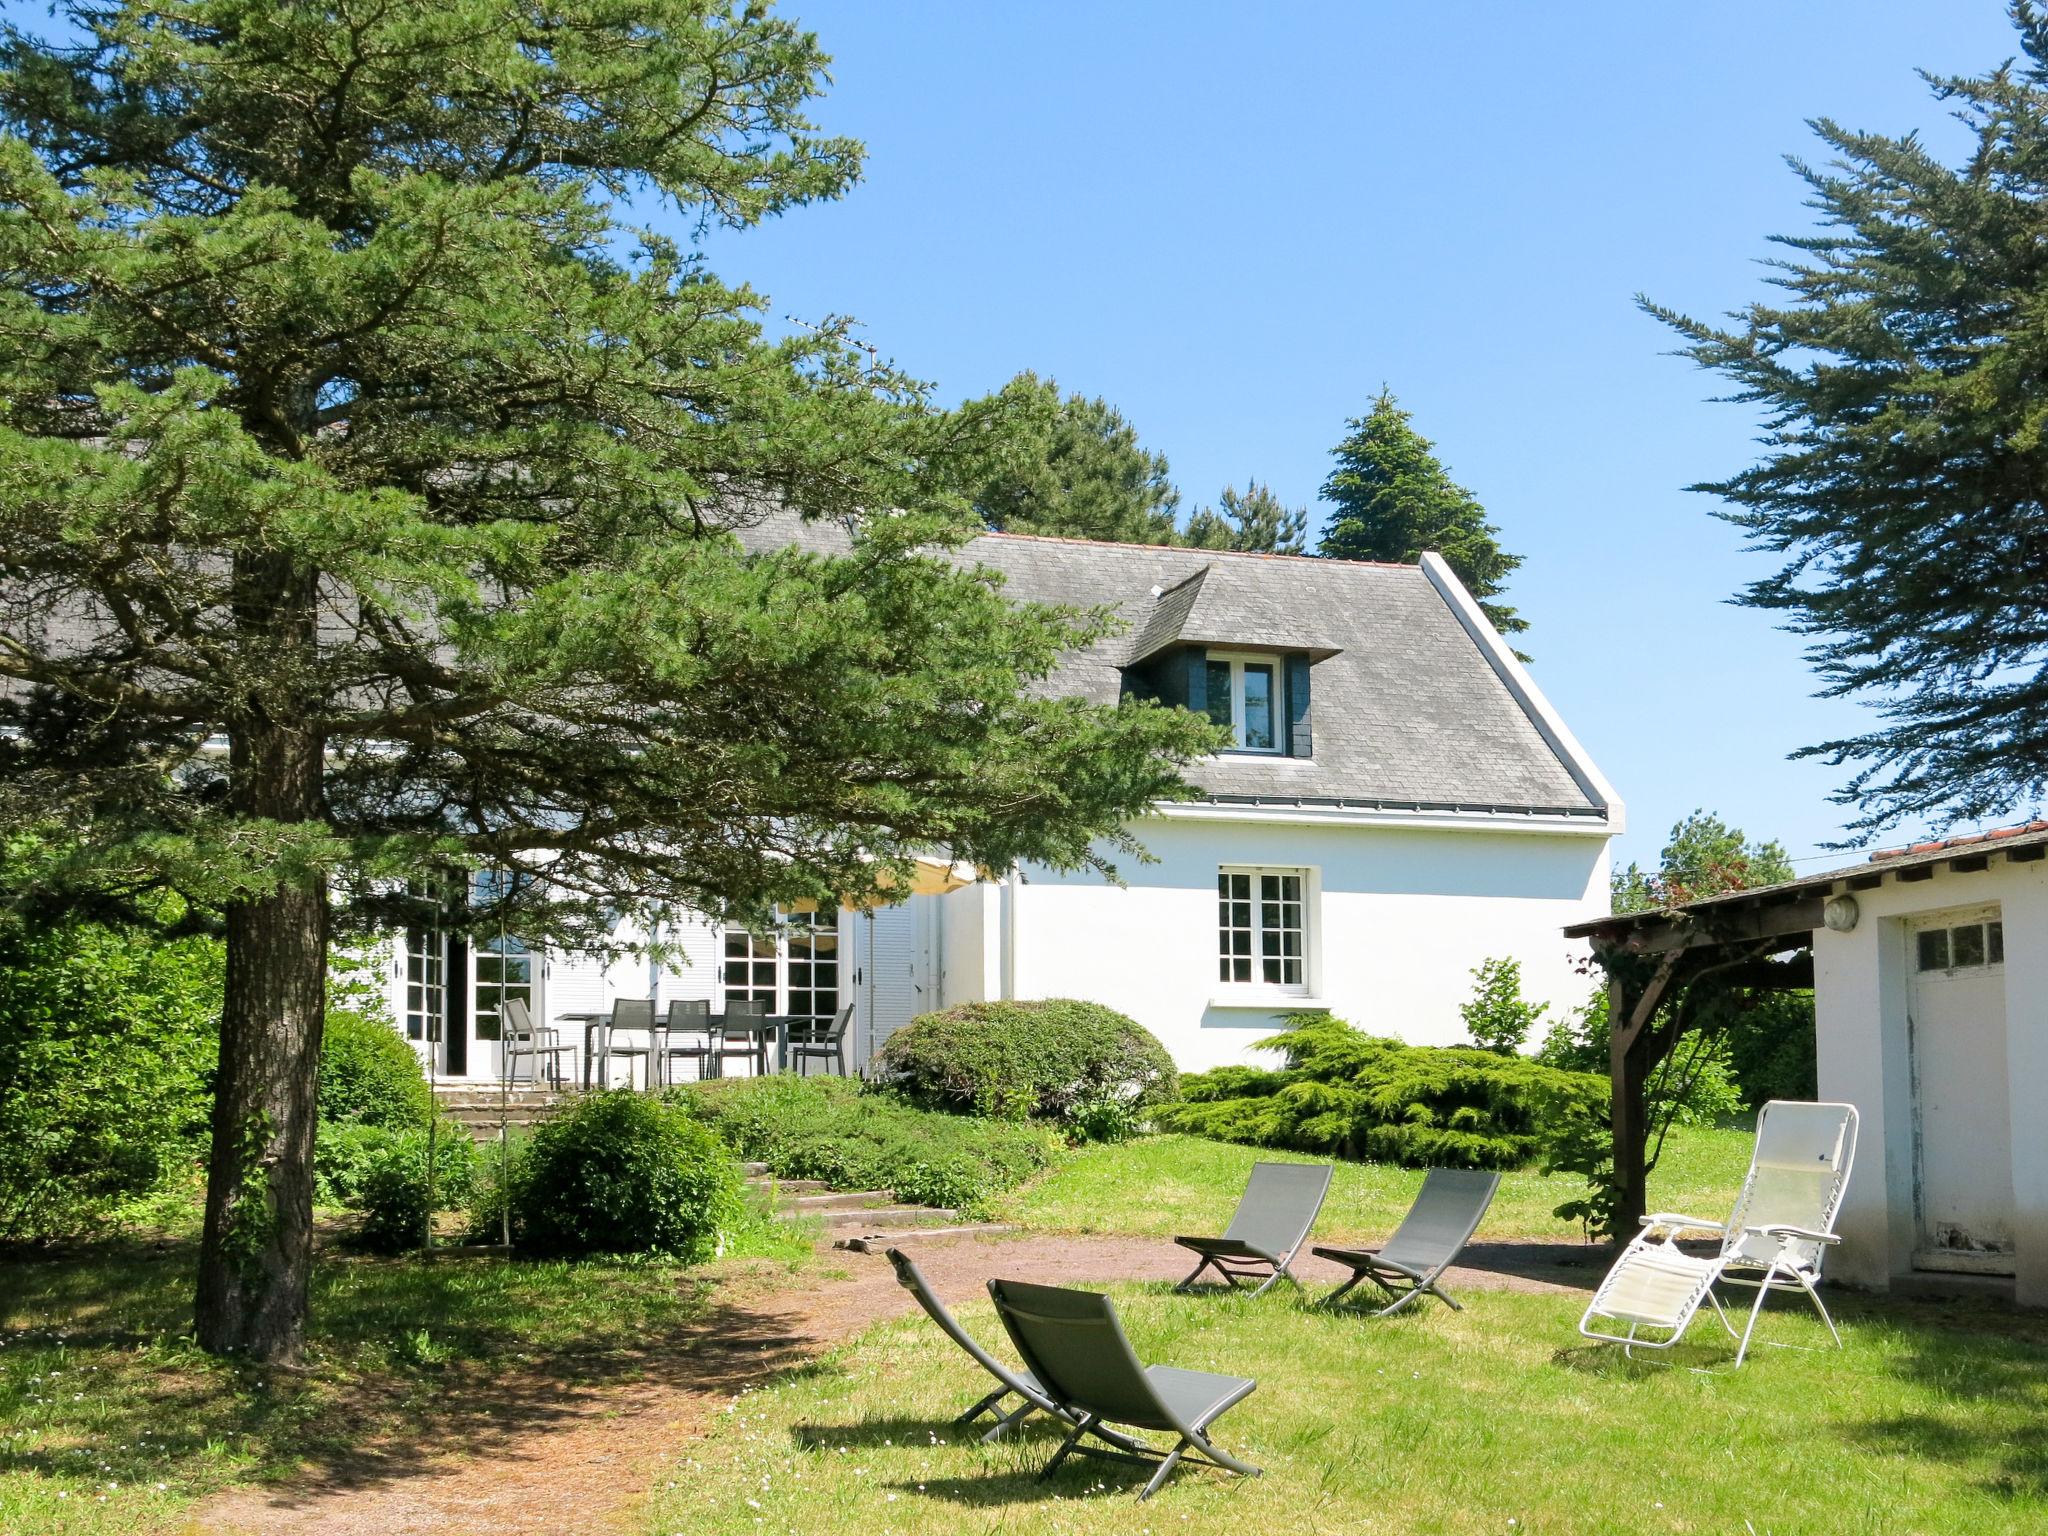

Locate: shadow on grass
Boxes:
[1847,1295,2048,1498]
[0,1237,834,1514]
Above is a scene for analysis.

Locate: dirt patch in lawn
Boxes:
[194,1234,1589,1536]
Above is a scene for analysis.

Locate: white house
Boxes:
[387,521,1623,1083]
[1570,821,2048,1309]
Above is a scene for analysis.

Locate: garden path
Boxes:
[195,1233,1592,1536]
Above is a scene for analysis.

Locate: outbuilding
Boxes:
[1568,823,2048,1307]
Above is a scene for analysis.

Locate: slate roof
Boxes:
[744,512,1610,820]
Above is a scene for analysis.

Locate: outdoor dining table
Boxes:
[558,1010,798,1087]
[558,1009,659,1091]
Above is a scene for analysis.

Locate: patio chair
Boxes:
[987,1278,1260,1500]
[1312,1167,1500,1317]
[788,1003,855,1077]
[656,999,716,1086]
[712,997,771,1076]
[1579,1100,1860,1367]
[1173,1161,1333,1297]
[883,1246,1102,1443]
[499,997,574,1089]
[599,997,656,1090]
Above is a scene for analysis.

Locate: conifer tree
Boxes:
[1649,2,2048,837]
[967,371,1180,543]
[0,0,1216,1360]
[1317,390,1527,642]
[1183,480,1308,554]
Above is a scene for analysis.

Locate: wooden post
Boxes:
[1608,972,1650,1239]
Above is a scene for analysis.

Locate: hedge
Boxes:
[1155,1012,1608,1171]
[873,999,1177,1121]
[675,1075,1060,1215]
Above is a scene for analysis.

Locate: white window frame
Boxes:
[720,904,844,1023]
[1205,652,1285,754]
[1215,864,1312,995]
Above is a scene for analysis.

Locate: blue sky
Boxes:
[681,1,2026,875]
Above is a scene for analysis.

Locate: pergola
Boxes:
[1563,825,2048,1235]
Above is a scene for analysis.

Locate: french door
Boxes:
[722,906,842,1024]
[403,920,467,1077]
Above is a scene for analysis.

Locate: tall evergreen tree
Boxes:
[1650,3,2048,839]
[0,0,1216,1360]
[1317,390,1527,641]
[967,371,1180,543]
[1183,480,1308,554]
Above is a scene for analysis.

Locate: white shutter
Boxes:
[858,900,928,1069]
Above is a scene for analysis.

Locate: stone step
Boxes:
[741,1161,771,1177]
[743,1177,829,1196]
[797,1204,967,1230]
[834,1226,1015,1253]
[780,1189,894,1212]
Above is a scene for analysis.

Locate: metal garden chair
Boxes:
[656,999,716,1086]
[1312,1167,1500,1316]
[1173,1161,1333,1296]
[1579,1100,1860,1367]
[788,1003,855,1076]
[499,996,573,1089]
[987,1278,1260,1500]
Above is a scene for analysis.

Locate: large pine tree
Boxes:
[1317,390,1527,641]
[0,0,1215,1360]
[1183,480,1308,555]
[1649,2,2048,839]
[966,371,1180,543]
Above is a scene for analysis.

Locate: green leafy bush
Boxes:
[507,1092,742,1260]
[319,1118,476,1221]
[320,989,432,1130]
[0,907,220,1244]
[677,1074,1059,1216]
[1537,986,1749,1121]
[1156,1012,1608,1171]
[874,999,1177,1121]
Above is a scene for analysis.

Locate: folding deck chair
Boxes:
[988,1278,1261,1500]
[1312,1167,1500,1316]
[1173,1161,1333,1297]
[1579,1100,1859,1367]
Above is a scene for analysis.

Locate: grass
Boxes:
[0,1208,812,1534]
[641,1279,2048,1536]
[997,1123,1756,1242]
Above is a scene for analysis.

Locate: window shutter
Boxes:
[1183,647,1209,717]
[1285,653,1312,757]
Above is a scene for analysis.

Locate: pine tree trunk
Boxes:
[194,561,328,1361]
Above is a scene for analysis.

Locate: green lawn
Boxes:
[643,1279,2048,1536]
[0,1218,810,1534]
[997,1124,1756,1242]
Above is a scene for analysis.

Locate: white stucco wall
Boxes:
[1815,852,2048,1304]
[1002,811,1611,1074]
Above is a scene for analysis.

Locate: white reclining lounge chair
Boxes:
[1579,1100,1858,1367]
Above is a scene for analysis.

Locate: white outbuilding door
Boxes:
[1908,905,2016,1273]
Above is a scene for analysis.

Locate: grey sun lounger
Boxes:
[988,1278,1261,1500]
[1312,1167,1500,1317]
[884,1247,1150,1449]
[1173,1160,1333,1296]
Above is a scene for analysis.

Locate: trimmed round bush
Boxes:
[320,1006,433,1129]
[509,1091,743,1260]
[874,999,1177,1121]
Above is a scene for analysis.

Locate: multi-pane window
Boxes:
[723,906,841,1022]
[404,925,445,1041]
[1205,656,1279,752]
[1217,868,1307,990]
[472,940,533,1043]
[1916,918,2004,973]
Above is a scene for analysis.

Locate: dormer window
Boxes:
[1204,655,1282,753]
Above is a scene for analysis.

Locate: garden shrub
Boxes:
[319,992,433,1129]
[508,1091,743,1260]
[873,999,1177,1121]
[677,1074,1059,1216]
[1156,1012,1609,1172]
[332,1122,478,1254]
[0,906,220,1244]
